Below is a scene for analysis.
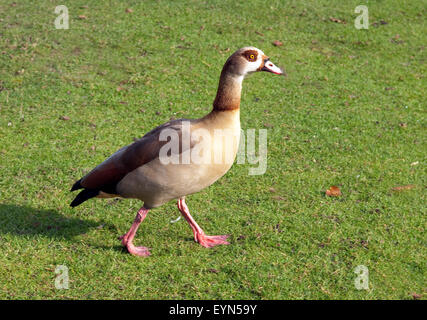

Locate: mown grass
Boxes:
[0,0,425,299]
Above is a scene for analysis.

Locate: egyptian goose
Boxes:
[70,47,283,256]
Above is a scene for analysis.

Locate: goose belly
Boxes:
[116,127,240,208]
[116,160,233,208]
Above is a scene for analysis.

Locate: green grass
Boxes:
[0,0,425,299]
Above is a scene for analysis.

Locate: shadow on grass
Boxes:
[0,204,196,255]
[0,204,99,241]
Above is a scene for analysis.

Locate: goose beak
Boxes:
[261,58,285,75]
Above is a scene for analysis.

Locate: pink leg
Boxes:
[119,207,151,257]
[177,197,230,248]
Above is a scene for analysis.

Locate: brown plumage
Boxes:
[70,119,196,206]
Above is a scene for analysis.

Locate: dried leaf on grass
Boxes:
[326,186,341,197]
[329,17,346,24]
[392,185,415,191]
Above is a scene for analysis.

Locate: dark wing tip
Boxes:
[70,189,99,207]
[70,179,83,192]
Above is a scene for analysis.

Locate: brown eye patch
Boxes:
[243,50,258,62]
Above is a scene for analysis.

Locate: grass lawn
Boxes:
[0,0,425,299]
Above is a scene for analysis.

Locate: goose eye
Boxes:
[244,51,257,62]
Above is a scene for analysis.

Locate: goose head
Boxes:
[224,46,284,77]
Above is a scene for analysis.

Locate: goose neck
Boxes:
[212,70,243,112]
